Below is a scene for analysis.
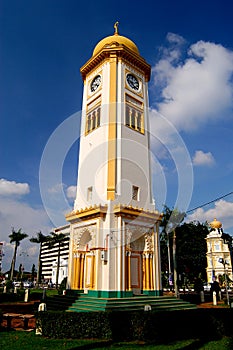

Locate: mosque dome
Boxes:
[210,218,222,229]
[92,22,139,56]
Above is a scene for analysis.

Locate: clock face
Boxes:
[90,75,101,92]
[126,73,140,91]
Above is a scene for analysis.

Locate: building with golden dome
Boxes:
[206,218,233,284]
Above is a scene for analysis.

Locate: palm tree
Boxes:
[29,231,50,287]
[47,232,67,289]
[9,228,28,281]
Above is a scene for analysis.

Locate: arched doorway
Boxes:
[125,227,154,295]
[72,230,93,290]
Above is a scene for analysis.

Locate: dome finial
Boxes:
[114,21,119,35]
[210,218,222,229]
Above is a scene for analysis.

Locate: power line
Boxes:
[186,191,233,214]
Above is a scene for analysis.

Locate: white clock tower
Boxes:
[66,24,162,304]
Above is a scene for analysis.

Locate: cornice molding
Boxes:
[66,204,108,222]
[81,45,151,82]
[113,204,162,222]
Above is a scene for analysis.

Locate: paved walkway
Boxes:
[197,300,228,308]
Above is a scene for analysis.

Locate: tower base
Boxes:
[68,293,197,312]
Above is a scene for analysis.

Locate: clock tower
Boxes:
[66,24,162,303]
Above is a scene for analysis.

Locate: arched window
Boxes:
[86,105,101,134]
[125,104,144,134]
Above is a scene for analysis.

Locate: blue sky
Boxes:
[1,0,233,272]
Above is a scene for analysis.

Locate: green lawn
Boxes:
[30,288,59,297]
[0,332,233,350]
[0,287,60,300]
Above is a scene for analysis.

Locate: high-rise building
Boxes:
[0,242,3,273]
[40,225,70,283]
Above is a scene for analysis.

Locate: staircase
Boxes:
[68,294,197,312]
[45,294,77,311]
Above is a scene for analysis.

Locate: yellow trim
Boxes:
[73,258,79,289]
[125,102,145,135]
[85,104,101,136]
[114,204,162,222]
[66,205,107,222]
[142,255,146,289]
[150,255,154,290]
[131,255,140,288]
[80,254,84,289]
[71,256,76,289]
[80,46,151,82]
[85,255,95,289]
[125,254,128,290]
[127,253,131,291]
[125,69,143,98]
[86,72,102,100]
[146,256,150,290]
[86,94,101,112]
[91,254,95,289]
[77,255,82,289]
[125,93,144,108]
[107,53,117,200]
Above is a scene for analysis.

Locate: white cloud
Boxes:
[0,197,52,272]
[166,32,186,46]
[186,199,233,230]
[66,185,77,199]
[48,183,64,194]
[152,36,233,132]
[192,150,215,166]
[0,178,30,196]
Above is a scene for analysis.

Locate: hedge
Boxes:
[36,311,112,339]
[36,308,233,343]
[0,291,24,303]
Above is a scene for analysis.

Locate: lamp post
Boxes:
[219,258,230,306]
[173,230,179,298]
[167,234,172,289]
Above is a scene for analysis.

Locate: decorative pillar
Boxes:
[149,254,154,290]
[79,254,85,289]
[125,251,132,291]
[145,254,150,290]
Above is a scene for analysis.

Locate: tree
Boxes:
[9,228,28,281]
[160,206,185,295]
[221,232,233,271]
[18,263,23,280]
[31,263,36,282]
[29,231,49,287]
[47,232,67,289]
[175,221,209,283]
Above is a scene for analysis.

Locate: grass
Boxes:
[0,287,60,300]
[0,331,96,349]
[30,288,59,297]
[0,332,233,350]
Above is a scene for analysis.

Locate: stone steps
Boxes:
[46,295,77,311]
[68,294,197,312]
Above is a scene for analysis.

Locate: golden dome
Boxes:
[92,22,139,56]
[210,218,222,229]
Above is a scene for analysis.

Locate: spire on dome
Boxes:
[92,25,140,57]
[114,21,119,35]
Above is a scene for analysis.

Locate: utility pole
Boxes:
[167,233,172,288]
[173,229,179,298]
